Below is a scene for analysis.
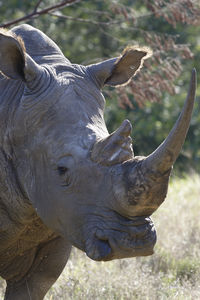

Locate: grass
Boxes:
[0,174,200,299]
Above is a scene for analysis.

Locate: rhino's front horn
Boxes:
[144,69,196,174]
[112,69,197,218]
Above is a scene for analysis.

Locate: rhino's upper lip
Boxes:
[89,233,155,262]
[85,233,112,261]
[84,215,156,261]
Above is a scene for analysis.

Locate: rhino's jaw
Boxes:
[84,215,156,261]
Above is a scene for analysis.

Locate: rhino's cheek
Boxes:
[84,217,157,261]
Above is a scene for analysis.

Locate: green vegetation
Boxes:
[1,175,198,299]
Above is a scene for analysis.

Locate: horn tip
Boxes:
[121,119,132,135]
[191,68,197,86]
[186,68,197,102]
[192,67,196,73]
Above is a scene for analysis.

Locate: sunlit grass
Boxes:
[0,174,200,299]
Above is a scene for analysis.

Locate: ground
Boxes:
[0,174,200,299]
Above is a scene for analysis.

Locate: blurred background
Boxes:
[0,1,200,299]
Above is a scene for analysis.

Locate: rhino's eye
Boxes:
[57,166,68,176]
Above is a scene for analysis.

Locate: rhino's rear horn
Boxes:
[91,119,134,165]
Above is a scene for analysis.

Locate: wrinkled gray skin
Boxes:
[0,25,196,300]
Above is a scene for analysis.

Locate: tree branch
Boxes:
[0,0,82,28]
[49,12,121,26]
[33,0,44,13]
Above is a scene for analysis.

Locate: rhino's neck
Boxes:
[0,148,56,282]
[0,149,35,230]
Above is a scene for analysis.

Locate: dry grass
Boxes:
[0,174,200,299]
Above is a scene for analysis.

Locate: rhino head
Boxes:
[0,25,196,261]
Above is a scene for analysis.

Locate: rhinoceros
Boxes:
[0,24,196,300]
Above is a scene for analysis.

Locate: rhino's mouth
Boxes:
[85,235,112,261]
[85,215,156,261]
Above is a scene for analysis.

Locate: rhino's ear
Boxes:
[87,46,152,88]
[0,28,43,83]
